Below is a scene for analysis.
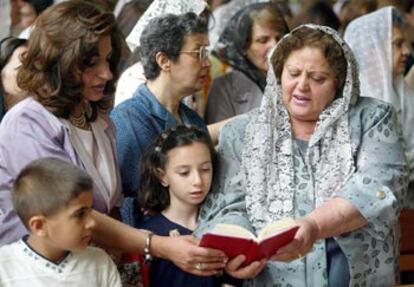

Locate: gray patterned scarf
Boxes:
[242,24,360,230]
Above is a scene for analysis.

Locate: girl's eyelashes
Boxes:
[176,169,190,176]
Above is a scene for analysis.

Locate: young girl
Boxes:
[138,125,219,287]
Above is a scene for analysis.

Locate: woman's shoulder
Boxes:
[1,97,62,130]
[0,97,66,145]
[218,112,253,148]
[211,70,257,89]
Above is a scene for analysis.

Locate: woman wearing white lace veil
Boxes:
[196,24,408,286]
[344,7,414,207]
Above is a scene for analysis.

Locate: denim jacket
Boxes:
[111,84,207,226]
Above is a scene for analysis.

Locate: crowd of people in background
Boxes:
[1,0,414,286]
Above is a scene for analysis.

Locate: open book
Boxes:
[199,218,299,266]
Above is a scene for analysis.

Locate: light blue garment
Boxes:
[197,97,408,286]
[111,84,208,227]
[296,139,350,286]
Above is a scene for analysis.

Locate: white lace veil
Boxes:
[344,7,414,180]
[242,24,359,229]
[126,0,208,51]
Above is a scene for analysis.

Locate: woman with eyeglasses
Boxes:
[111,12,213,228]
[0,36,27,122]
[115,0,209,110]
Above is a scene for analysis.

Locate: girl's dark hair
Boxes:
[17,0,123,119]
[138,126,215,213]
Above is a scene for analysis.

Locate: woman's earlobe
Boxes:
[155,51,171,71]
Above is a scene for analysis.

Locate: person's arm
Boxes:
[207,117,233,146]
[197,114,268,278]
[91,210,227,276]
[272,198,367,261]
[273,101,407,261]
[307,197,367,239]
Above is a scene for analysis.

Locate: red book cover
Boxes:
[199,221,299,266]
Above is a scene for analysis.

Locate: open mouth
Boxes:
[293,95,310,105]
[92,84,106,93]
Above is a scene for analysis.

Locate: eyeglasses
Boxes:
[180,45,209,62]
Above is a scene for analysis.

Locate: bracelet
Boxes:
[144,231,154,263]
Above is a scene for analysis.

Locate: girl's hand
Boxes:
[270,217,319,261]
[153,235,228,276]
[225,255,267,279]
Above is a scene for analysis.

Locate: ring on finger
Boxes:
[195,262,203,271]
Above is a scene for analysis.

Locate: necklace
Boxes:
[69,102,94,130]
[69,113,89,130]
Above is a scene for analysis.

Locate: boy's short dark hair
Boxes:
[12,158,93,227]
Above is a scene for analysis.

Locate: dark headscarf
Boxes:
[0,36,27,122]
[212,2,288,91]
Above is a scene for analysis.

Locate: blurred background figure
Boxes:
[207,0,231,11]
[1,0,26,38]
[205,2,289,124]
[0,0,12,39]
[292,0,340,30]
[18,0,54,38]
[0,36,27,122]
[208,0,269,51]
[337,0,377,34]
[115,0,153,39]
[344,6,414,208]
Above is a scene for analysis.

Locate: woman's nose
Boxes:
[201,56,211,68]
[100,62,113,81]
[403,42,411,56]
[297,75,309,91]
